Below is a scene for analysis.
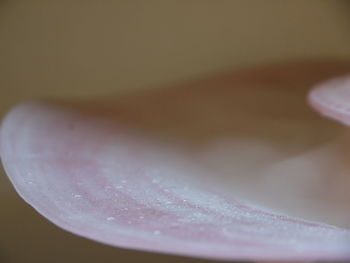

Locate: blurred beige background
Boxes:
[1,1,350,262]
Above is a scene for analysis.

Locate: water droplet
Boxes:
[152,178,159,184]
[74,194,82,198]
[27,181,34,185]
[116,185,123,189]
[153,230,161,235]
[106,217,115,221]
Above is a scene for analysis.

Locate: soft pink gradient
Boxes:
[1,61,350,261]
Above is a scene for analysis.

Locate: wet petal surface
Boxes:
[2,62,350,261]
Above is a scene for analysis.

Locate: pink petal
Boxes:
[1,62,350,261]
[309,75,350,127]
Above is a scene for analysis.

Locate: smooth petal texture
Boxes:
[2,61,350,261]
[309,75,350,127]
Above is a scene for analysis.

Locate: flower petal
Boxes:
[2,62,350,261]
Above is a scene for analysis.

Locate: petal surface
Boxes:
[2,62,350,261]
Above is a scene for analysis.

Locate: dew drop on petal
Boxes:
[153,230,161,235]
[152,178,159,184]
